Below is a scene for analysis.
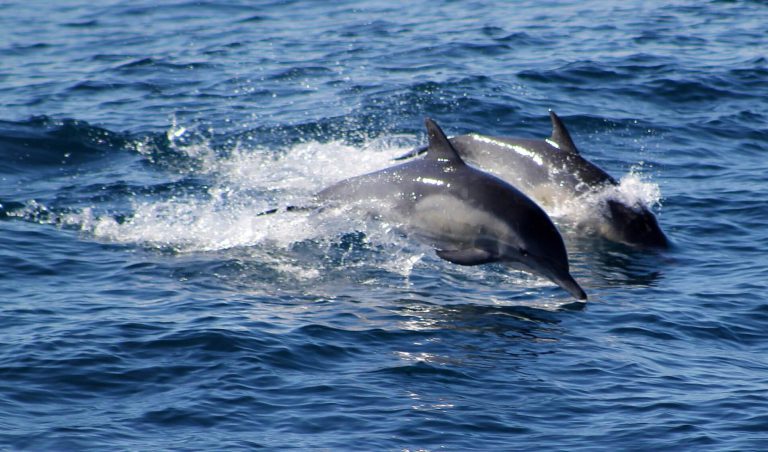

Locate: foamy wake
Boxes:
[95,127,420,252]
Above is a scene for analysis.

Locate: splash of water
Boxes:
[548,167,663,226]
[81,125,419,254]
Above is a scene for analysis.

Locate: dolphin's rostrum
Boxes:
[316,118,587,300]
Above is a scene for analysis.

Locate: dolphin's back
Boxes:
[318,156,528,215]
[450,134,615,197]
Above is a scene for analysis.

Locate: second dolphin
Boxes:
[396,111,669,249]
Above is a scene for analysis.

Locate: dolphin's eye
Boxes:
[520,248,529,257]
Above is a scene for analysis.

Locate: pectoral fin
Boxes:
[436,248,497,266]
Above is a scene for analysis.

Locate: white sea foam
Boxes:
[73,125,418,255]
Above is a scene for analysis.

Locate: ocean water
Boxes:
[2,0,768,449]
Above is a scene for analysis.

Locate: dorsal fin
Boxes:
[548,110,579,154]
[424,118,464,163]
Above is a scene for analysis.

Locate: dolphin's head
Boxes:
[505,208,588,301]
[603,199,669,249]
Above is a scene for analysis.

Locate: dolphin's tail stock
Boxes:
[256,205,314,217]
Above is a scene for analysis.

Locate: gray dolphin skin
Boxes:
[317,118,587,300]
[397,111,669,249]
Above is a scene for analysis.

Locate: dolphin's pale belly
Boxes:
[407,194,513,250]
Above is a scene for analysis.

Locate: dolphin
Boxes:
[396,111,669,249]
[316,118,587,300]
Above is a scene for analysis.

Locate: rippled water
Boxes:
[2,0,768,449]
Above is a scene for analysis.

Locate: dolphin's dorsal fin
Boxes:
[424,118,463,164]
[548,110,579,155]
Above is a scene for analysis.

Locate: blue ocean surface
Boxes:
[2,0,768,449]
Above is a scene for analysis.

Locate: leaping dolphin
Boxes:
[396,111,669,249]
[316,118,587,300]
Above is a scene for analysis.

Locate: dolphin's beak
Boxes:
[553,273,588,301]
[516,261,589,301]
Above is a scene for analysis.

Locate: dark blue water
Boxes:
[2,0,768,449]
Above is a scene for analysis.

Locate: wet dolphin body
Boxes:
[316,118,587,300]
[397,112,669,249]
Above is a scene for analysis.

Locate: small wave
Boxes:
[113,57,215,73]
[0,116,130,171]
[646,78,744,103]
[518,60,626,84]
